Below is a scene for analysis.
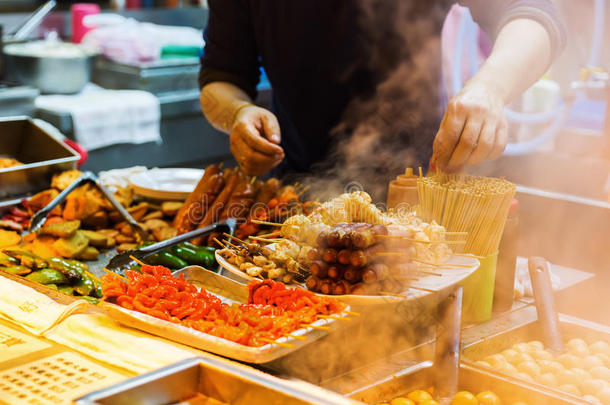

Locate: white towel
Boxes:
[35,84,161,151]
[514,256,561,298]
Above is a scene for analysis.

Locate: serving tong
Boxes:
[28,171,148,239]
[105,218,236,274]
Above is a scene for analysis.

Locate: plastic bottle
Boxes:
[386,167,419,211]
[493,198,520,312]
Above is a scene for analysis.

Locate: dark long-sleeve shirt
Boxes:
[200,0,566,182]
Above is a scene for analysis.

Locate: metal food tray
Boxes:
[0,116,79,199]
[462,312,610,403]
[76,356,361,405]
[99,266,351,364]
[348,361,580,404]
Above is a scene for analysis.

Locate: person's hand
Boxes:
[432,83,508,173]
[230,105,284,176]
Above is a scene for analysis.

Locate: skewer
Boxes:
[255,231,281,238]
[409,286,437,293]
[259,338,294,348]
[102,268,128,283]
[297,185,311,197]
[212,237,227,248]
[345,311,360,317]
[418,167,423,177]
[318,314,350,322]
[412,259,442,267]
[129,255,147,266]
[221,239,241,250]
[287,334,307,341]
[416,270,442,277]
[250,176,257,184]
[85,270,101,284]
[218,162,224,170]
[222,232,247,245]
[249,236,278,243]
[377,235,466,244]
[303,324,331,331]
[453,253,485,260]
[251,219,281,226]
[379,291,407,298]
[374,252,405,257]
[441,231,468,235]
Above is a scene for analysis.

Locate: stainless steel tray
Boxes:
[0,116,79,198]
[76,356,362,405]
[99,266,352,364]
[462,313,610,404]
[348,362,580,404]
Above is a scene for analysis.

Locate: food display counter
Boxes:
[0,159,606,405]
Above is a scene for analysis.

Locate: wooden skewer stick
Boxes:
[250,176,257,184]
[318,314,350,322]
[453,253,485,260]
[441,231,469,235]
[102,268,128,283]
[222,239,242,250]
[259,338,294,348]
[212,237,227,248]
[297,185,311,197]
[416,270,442,277]
[303,324,331,331]
[129,255,147,266]
[222,232,247,245]
[377,235,466,244]
[374,252,405,257]
[287,334,307,341]
[249,236,278,243]
[345,310,360,316]
[418,166,423,177]
[409,286,437,293]
[255,231,282,238]
[251,219,281,226]
[379,291,407,298]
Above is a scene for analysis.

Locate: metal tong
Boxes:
[28,171,148,239]
[528,256,565,353]
[105,218,236,274]
[434,285,463,404]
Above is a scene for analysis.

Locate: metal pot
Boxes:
[4,42,96,94]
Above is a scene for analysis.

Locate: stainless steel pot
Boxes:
[4,42,96,94]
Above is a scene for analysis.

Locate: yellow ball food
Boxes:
[535,372,558,387]
[485,354,506,368]
[595,353,610,368]
[583,355,605,370]
[590,366,610,380]
[557,354,581,369]
[450,391,478,405]
[528,341,544,350]
[501,349,521,364]
[513,343,531,353]
[580,379,608,396]
[567,338,590,357]
[419,400,440,405]
[556,369,578,386]
[596,386,610,405]
[531,350,554,361]
[390,398,415,405]
[582,395,601,404]
[496,362,519,375]
[572,368,593,381]
[510,402,529,405]
[515,372,532,380]
[538,360,565,375]
[558,384,581,396]
[476,361,492,368]
[517,361,541,376]
[475,391,501,405]
[407,390,433,403]
[513,352,535,365]
[590,341,610,356]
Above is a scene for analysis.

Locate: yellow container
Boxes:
[460,251,498,323]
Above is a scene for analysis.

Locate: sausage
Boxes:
[326,229,345,248]
[319,279,334,295]
[370,224,388,236]
[327,265,344,281]
[307,247,320,261]
[343,266,362,283]
[350,282,378,296]
[254,178,281,205]
[221,180,256,221]
[173,164,221,233]
[322,248,337,264]
[337,249,351,266]
[349,250,368,267]
[351,228,376,249]
[333,280,351,295]
[309,260,329,278]
[362,268,377,284]
[306,276,320,292]
[316,231,329,248]
[192,169,240,244]
[369,263,389,281]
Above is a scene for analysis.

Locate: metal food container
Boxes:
[0,116,79,198]
[348,362,580,405]
[76,357,361,405]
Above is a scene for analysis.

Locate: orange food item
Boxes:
[475,391,501,405]
[101,266,344,347]
[450,391,478,405]
[407,390,433,403]
[0,229,21,248]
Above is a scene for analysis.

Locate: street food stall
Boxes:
[0,1,609,405]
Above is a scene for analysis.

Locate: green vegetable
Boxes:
[47,257,83,282]
[94,282,103,298]
[73,272,95,296]
[2,265,33,276]
[58,285,74,295]
[3,249,47,270]
[147,251,188,269]
[171,245,216,268]
[0,255,19,267]
[46,284,58,290]
[25,268,69,285]
[180,242,215,255]
[77,296,99,304]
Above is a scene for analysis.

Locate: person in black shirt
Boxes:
[199,0,566,186]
